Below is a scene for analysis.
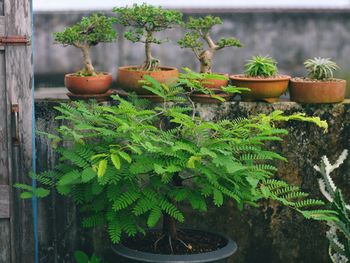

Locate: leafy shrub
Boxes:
[178,15,242,74]
[113,3,183,71]
[18,77,335,252]
[245,55,278,77]
[304,57,340,80]
[74,250,105,263]
[53,13,117,76]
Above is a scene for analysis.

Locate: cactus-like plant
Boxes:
[304,57,340,80]
[53,13,117,76]
[178,15,242,74]
[245,55,278,78]
[113,3,183,71]
[314,150,350,263]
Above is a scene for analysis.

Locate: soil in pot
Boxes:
[65,72,112,95]
[117,66,179,95]
[230,74,291,102]
[289,78,346,103]
[123,229,226,255]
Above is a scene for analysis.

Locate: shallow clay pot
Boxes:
[201,73,229,90]
[190,92,233,104]
[289,78,346,103]
[112,229,237,263]
[117,66,179,95]
[65,72,112,95]
[229,74,291,102]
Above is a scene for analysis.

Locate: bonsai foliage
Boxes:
[18,76,338,254]
[314,150,350,262]
[178,16,243,74]
[245,55,278,77]
[304,57,340,80]
[53,13,117,76]
[113,3,183,71]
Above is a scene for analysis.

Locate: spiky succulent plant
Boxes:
[245,55,278,78]
[304,57,340,80]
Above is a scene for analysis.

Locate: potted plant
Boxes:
[178,15,243,91]
[289,57,346,103]
[230,55,291,102]
[17,79,334,263]
[113,3,183,96]
[54,13,118,97]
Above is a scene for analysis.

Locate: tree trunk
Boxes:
[199,49,214,74]
[142,31,159,71]
[162,213,178,240]
[81,46,95,75]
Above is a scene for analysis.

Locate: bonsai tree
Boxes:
[54,13,117,76]
[304,57,340,80]
[16,77,338,255]
[245,55,278,77]
[113,3,183,71]
[178,15,243,74]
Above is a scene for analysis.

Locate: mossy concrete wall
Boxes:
[34,10,350,96]
[34,99,350,263]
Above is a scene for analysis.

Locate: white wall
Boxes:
[34,0,350,11]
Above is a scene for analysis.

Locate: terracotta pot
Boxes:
[65,72,112,95]
[201,73,229,90]
[67,90,116,102]
[190,92,233,104]
[289,78,346,103]
[229,74,291,102]
[117,66,179,95]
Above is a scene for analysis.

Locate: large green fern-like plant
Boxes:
[17,76,336,253]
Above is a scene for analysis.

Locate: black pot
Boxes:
[112,229,237,263]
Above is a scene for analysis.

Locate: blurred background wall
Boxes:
[34,8,350,97]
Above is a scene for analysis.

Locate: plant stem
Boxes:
[142,31,159,71]
[81,45,95,75]
[199,50,214,74]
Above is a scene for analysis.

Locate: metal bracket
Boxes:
[0,35,31,46]
[12,104,20,145]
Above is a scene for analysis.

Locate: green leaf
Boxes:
[82,167,96,182]
[111,154,121,170]
[74,250,89,263]
[98,160,108,177]
[118,151,132,163]
[20,192,33,199]
[147,207,162,227]
[213,189,223,206]
[187,156,202,169]
[34,188,50,198]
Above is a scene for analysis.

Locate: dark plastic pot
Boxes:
[112,229,237,263]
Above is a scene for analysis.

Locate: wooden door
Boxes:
[0,0,34,262]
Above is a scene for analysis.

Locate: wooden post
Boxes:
[0,0,34,262]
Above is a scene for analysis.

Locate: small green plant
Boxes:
[314,150,350,263]
[245,55,278,77]
[178,15,242,74]
[113,3,183,71]
[53,13,117,76]
[304,57,340,80]
[74,250,105,263]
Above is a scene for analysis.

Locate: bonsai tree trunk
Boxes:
[199,49,214,74]
[199,33,218,74]
[80,45,95,75]
[143,31,160,71]
[162,213,178,240]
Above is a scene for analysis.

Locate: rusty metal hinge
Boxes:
[0,35,31,46]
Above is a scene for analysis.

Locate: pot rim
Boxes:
[290,78,346,84]
[229,74,291,82]
[112,228,237,263]
[65,72,112,79]
[118,65,178,73]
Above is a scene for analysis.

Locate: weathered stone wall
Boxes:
[34,99,350,263]
[34,10,350,95]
